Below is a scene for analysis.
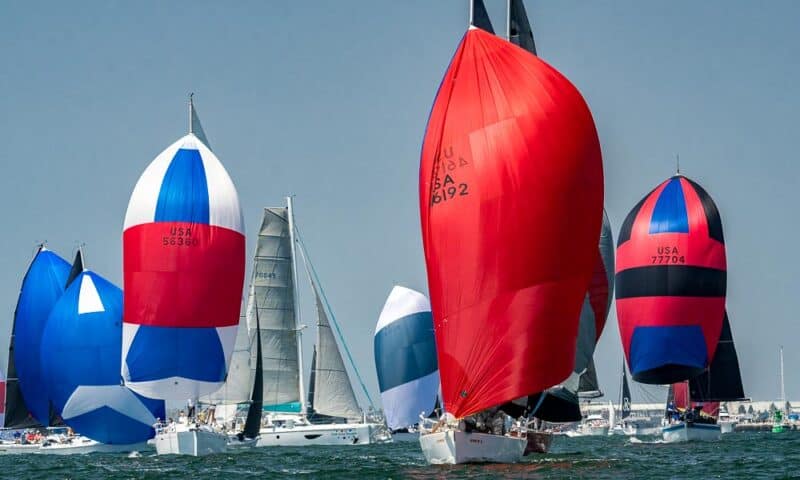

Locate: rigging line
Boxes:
[293,224,375,407]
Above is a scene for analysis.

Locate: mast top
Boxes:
[188,93,195,135]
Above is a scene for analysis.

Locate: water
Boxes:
[3,432,798,479]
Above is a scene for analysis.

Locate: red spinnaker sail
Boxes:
[616,175,726,385]
[419,28,603,418]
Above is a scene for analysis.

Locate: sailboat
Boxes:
[773,346,788,433]
[248,200,386,447]
[0,246,70,454]
[122,96,246,456]
[374,286,439,440]
[39,249,166,453]
[616,173,738,443]
[417,0,604,464]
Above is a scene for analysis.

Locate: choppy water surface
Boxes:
[3,431,798,479]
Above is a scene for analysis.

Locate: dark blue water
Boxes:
[3,432,798,479]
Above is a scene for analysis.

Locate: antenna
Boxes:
[188,93,194,134]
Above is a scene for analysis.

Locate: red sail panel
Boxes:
[616,175,726,385]
[672,382,719,417]
[420,28,603,418]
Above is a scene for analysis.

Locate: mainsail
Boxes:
[12,246,70,426]
[419,26,603,417]
[248,208,302,412]
[374,286,439,431]
[508,0,536,54]
[471,0,494,34]
[122,100,245,400]
[688,311,746,402]
[309,280,361,420]
[616,175,727,384]
[578,359,602,399]
[41,269,165,444]
[620,363,632,419]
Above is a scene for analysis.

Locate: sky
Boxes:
[1,1,798,408]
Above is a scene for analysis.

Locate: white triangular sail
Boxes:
[310,281,361,420]
[247,208,302,412]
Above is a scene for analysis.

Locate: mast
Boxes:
[286,196,306,416]
[506,0,511,40]
[780,346,786,415]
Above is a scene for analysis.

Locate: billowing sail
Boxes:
[374,286,439,430]
[616,175,726,384]
[521,212,613,422]
[471,0,494,33]
[13,246,70,426]
[688,311,746,402]
[247,208,302,412]
[621,364,631,419]
[122,119,245,400]
[576,210,614,392]
[41,270,165,444]
[420,27,603,417]
[311,281,361,420]
[508,0,537,55]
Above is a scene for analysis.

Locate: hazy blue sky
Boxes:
[1,1,798,407]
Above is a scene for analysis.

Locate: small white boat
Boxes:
[0,442,42,454]
[38,437,149,455]
[661,421,721,443]
[256,417,377,447]
[153,424,227,456]
[419,429,526,465]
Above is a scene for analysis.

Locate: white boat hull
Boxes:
[154,429,227,456]
[256,423,377,447]
[39,439,149,455]
[0,437,150,455]
[0,443,42,455]
[719,420,736,434]
[662,422,721,443]
[419,431,526,465]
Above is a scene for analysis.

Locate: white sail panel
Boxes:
[248,208,301,411]
[311,284,361,420]
[200,314,254,405]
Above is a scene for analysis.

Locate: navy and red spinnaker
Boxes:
[616,175,726,384]
[419,28,603,418]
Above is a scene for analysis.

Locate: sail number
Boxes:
[431,174,469,206]
[430,146,471,207]
[162,226,199,247]
[651,246,685,264]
